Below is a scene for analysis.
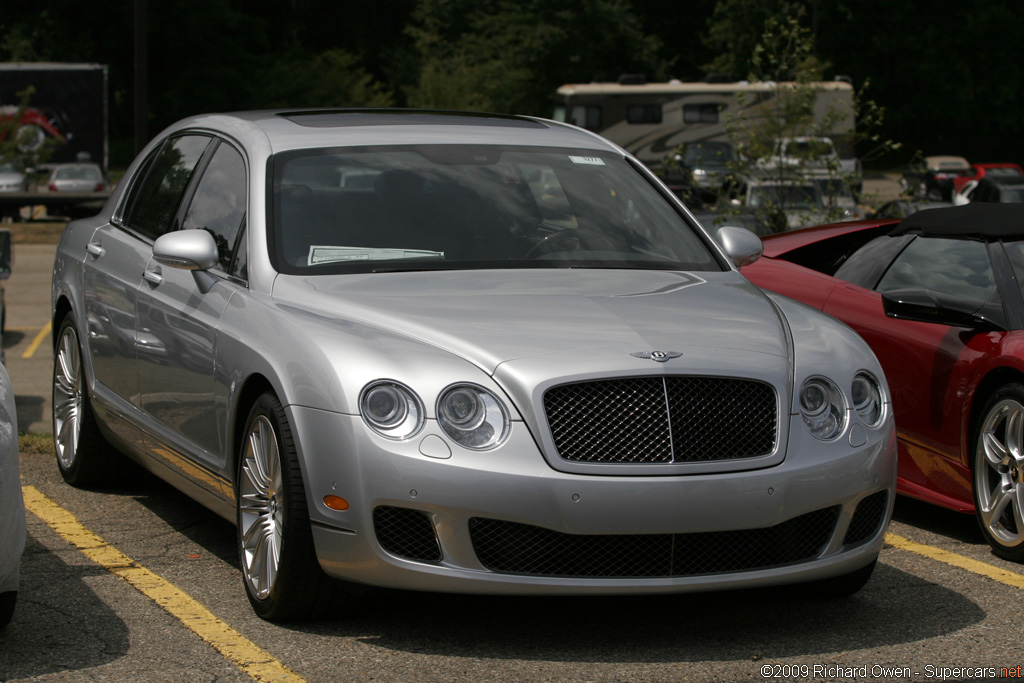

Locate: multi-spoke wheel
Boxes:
[973,385,1024,562]
[52,315,114,487]
[237,392,338,621]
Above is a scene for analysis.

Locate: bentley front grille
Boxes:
[544,376,777,463]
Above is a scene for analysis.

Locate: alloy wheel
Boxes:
[238,415,285,599]
[976,398,1024,549]
[53,325,83,470]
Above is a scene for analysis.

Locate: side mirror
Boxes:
[716,226,763,268]
[153,229,220,293]
[153,229,219,271]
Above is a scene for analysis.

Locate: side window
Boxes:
[123,135,211,241]
[180,141,247,272]
[626,104,662,124]
[876,236,997,308]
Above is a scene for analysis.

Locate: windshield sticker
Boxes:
[308,246,445,266]
[569,156,606,166]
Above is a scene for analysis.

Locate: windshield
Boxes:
[683,142,736,167]
[55,165,102,180]
[270,145,722,274]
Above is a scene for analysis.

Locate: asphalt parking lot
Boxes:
[3,200,1024,682]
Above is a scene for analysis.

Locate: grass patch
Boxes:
[20,432,54,457]
[4,221,67,245]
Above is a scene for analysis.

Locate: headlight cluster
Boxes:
[359,380,510,450]
[799,372,884,441]
[360,381,424,440]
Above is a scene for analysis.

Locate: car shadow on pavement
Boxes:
[892,496,984,545]
[0,535,129,679]
[290,563,983,663]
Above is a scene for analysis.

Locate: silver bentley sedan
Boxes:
[51,110,897,621]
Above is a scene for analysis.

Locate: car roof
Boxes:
[891,203,1024,239]
[164,109,615,154]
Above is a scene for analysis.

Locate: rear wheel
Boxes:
[237,392,339,621]
[973,385,1024,561]
[52,315,116,487]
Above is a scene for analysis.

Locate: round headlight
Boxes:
[799,376,846,440]
[360,381,424,440]
[852,372,884,427]
[437,384,510,450]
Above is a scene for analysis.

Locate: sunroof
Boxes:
[277,109,548,129]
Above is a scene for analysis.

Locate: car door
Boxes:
[136,138,247,489]
[82,134,212,447]
[822,235,1005,509]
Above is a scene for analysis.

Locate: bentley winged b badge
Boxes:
[630,350,683,363]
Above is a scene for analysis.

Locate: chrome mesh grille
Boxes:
[544,376,777,463]
[373,506,443,562]
[843,491,888,546]
[469,506,840,577]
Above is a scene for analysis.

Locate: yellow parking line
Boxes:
[22,321,52,359]
[886,532,1024,590]
[22,485,308,683]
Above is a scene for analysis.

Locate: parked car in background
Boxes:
[952,162,1024,194]
[900,155,971,201]
[742,204,1024,561]
[0,160,28,193]
[52,109,896,620]
[0,360,24,630]
[868,199,952,219]
[46,162,110,193]
[669,141,740,192]
[956,176,1024,205]
[807,173,863,221]
[758,137,862,195]
[746,178,831,229]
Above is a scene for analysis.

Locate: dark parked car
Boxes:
[743,204,1024,560]
[867,199,952,220]
[900,156,971,201]
[965,176,1024,204]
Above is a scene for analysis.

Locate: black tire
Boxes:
[972,384,1024,562]
[0,591,15,629]
[52,314,117,487]
[799,559,877,598]
[236,392,339,621]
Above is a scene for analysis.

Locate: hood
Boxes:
[272,269,790,374]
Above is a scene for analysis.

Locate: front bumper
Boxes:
[292,406,897,595]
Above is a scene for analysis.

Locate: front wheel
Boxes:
[973,385,1024,561]
[237,392,339,621]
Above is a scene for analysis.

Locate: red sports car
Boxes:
[742,203,1024,560]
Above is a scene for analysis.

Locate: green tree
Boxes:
[406,0,669,115]
[260,50,395,109]
[711,12,897,228]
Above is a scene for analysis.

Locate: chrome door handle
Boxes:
[86,242,104,257]
[143,268,163,286]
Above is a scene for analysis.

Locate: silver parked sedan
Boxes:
[51,110,897,621]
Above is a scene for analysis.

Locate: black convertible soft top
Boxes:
[891,203,1024,238]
